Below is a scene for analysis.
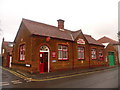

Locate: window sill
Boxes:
[78,59,85,61]
[98,60,104,61]
[92,59,97,60]
[18,60,25,62]
[58,59,69,61]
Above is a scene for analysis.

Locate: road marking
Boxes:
[26,80,32,82]
[0,66,29,80]
[0,82,9,86]
[11,80,22,84]
[0,66,117,82]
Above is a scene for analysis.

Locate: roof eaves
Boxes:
[32,34,74,41]
[70,33,74,41]
[89,43,105,47]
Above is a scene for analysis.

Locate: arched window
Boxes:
[40,45,49,51]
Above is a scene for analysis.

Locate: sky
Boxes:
[0,0,119,47]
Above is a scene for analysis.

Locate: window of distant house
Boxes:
[19,44,25,61]
[91,48,96,59]
[2,49,4,54]
[98,50,104,60]
[78,47,84,60]
[58,45,68,60]
[8,43,13,47]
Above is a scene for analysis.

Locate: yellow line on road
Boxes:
[0,66,30,80]
[0,66,117,82]
[30,72,95,81]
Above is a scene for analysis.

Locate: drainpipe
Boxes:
[118,45,120,65]
[88,45,91,68]
[72,41,74,70]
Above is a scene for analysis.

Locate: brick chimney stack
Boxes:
[2,37,4,42]
[57,19,64,30]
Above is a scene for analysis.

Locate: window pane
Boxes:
[63,46,67,50]
[78,47,80,50]
[19,44,25,61]
[20,47,22,51]
[58,50,62,59]
[99,50,103,60]
[78,47,84,59]
[23,45,25,50]
[23,55,25,60]
[58,45,68,60]
[58,45,62,50]
[81,53,84,59]
[91,49,96,59]
[78,52,80,59]
[63,51,68,58]
[20,55,22,60]
[80,48,83,51]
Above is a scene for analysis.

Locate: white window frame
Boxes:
[91,48,97,59]
[58,45,68,60]
[78,47,85,60]
[19,44,25,61]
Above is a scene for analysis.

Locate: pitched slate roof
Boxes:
[23,19,79,41]
[22,19,104,46]
[84,34,104,46]
[97,36,118,44]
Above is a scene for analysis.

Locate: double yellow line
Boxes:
[0,66,30,80]
[0,66,116,82]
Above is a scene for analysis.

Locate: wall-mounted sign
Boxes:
[40,54,42,57]
[46,37,51,42]
[77,38,85,44]
[21,38,23,42]
[81,60,84,64]
[52,52,56,57]
[26,64,31,67]
[52,60,56,62]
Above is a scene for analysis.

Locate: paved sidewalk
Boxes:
[12,65,118,80]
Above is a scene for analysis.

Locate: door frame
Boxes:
[40,50,50,73]
[9,56,12,68]
[108,52,115,66]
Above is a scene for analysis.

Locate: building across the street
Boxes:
[1,38,14,68]
[97,36,119,66]
[11,19,107,74]
[118,31,120,64]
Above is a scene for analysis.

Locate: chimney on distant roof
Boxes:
[2,37,4,42]
[57,19,64,30]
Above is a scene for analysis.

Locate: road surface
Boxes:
[1,66,119,88]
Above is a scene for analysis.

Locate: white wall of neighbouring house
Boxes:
[118,45,120,64]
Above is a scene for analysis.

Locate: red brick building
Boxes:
[97,36,119,66]
[12,19,106,74]
[1,38,14,68]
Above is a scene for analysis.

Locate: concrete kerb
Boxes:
[0,66,118,82]
[43,66,118,79]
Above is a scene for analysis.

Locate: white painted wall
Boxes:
[118,45,120,64]
[9,56,12,68]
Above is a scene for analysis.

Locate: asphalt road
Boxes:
[1,66,119,88]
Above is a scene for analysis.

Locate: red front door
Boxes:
[7,55,10,68]
[39,52,48,73]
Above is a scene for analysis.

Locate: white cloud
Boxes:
[0,0,119,43]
